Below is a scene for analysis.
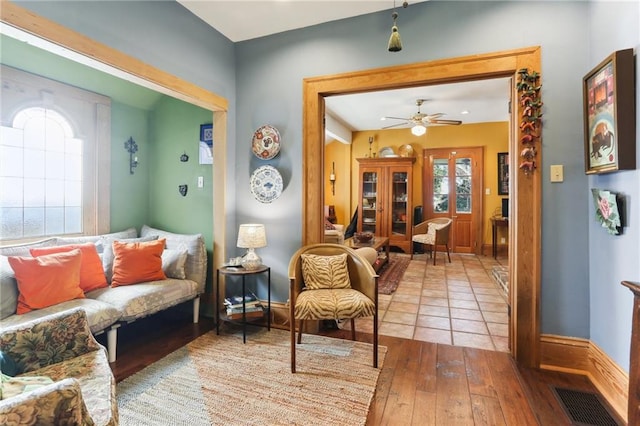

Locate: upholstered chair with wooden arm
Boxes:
[410,218,453,265]
[288,243,378,373]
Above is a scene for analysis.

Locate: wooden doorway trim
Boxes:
[303,46,542,367]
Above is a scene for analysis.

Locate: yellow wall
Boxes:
[336,122,509,246]
[324,139,352,225]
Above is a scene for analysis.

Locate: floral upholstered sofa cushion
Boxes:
[0,308,117,426]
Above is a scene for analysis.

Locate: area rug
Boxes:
[377,255,410,294]
[117,328,386,425]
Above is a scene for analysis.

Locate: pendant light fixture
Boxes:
[388,1,408,52]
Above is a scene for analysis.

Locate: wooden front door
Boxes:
[423,147,484,254]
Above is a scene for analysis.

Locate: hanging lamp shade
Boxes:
[411,124,427,136]
[388,11,402,52]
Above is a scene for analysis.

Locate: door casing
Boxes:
[303,47,542,368]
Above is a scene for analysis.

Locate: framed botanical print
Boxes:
[583,48,635,174]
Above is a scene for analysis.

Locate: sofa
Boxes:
[0,225,207,362]
[324,223,345,244]
[0,308,117,425]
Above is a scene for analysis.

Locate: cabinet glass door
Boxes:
[361,171,378,233]
[391,171,409,237]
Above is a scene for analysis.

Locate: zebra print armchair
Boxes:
[288,243,379,373]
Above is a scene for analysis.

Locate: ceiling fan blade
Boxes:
[426,112,444,119]
[382,122,408,129]
[430,119,462,125]
[382,116,410,121]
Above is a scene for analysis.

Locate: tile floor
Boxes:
[348,251,510,352]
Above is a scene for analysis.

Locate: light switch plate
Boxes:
[197,176,204,188]
[550,165,563,182]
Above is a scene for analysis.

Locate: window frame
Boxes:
[0,65,111,245]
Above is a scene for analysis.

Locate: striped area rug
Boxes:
[117,328,386,425]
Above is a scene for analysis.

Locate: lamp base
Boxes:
[241,248,262,270]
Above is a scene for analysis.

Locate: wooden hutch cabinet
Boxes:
[357,157,415,252]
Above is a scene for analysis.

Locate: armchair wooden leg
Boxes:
[373,313,378,368]
[446,244,451,263]
[350,319,356,340]
[297,320,304,344]
[410,242,414,260]
[433,246,437,265]
[291,317,296,373]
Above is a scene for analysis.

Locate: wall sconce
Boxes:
[368,136,374,158]
[329,162,336,195]
[124,137,138,174]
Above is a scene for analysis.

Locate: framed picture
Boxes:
[497,152,509,195]
[199,123,213,165]
[591,188,624,235]
[583,48,635,174]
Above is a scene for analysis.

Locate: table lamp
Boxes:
[236,224,267,270]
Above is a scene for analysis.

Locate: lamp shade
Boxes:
[237,224,267,249]
[411,124,427,136]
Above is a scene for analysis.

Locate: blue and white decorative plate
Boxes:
[250,165,283,203]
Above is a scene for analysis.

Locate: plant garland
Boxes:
[517,69,542,174]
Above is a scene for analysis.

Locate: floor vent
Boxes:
[551,386,622,426]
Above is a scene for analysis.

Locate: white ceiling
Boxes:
[178,0,430,43]
[178,0,510,131]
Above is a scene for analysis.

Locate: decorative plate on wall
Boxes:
[252,125,281,160]
[250,165,283,203]
[378,146,396,158]
[398,144,414,157]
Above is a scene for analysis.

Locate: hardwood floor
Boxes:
[105,304,622,425]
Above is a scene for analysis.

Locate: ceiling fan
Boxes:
[382,99,462,135]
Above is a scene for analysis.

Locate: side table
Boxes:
[491,217,508,259]
[216,265,271,343]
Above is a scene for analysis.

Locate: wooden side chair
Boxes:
[410,218,453,265]
[288,243,379,373]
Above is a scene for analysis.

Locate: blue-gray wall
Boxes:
[14,1,638,371]
[586,2,640,371]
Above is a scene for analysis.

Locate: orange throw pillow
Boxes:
[30,243,107,292]
[8,249,85,314]
[111,238,167,287]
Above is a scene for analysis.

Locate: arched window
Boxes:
[1,65,111,243]
[1,108,81,239]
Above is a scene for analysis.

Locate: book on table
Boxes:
[226,306,264,320]
[224,291,260,309]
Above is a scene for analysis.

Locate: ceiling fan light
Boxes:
[411,124,426,136]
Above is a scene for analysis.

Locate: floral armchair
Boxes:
[0,308,117,425]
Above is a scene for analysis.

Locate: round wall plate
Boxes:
[378,146,395,158]
[250,165,283,203]
[252,125,281,160]
[398,144,415,157]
